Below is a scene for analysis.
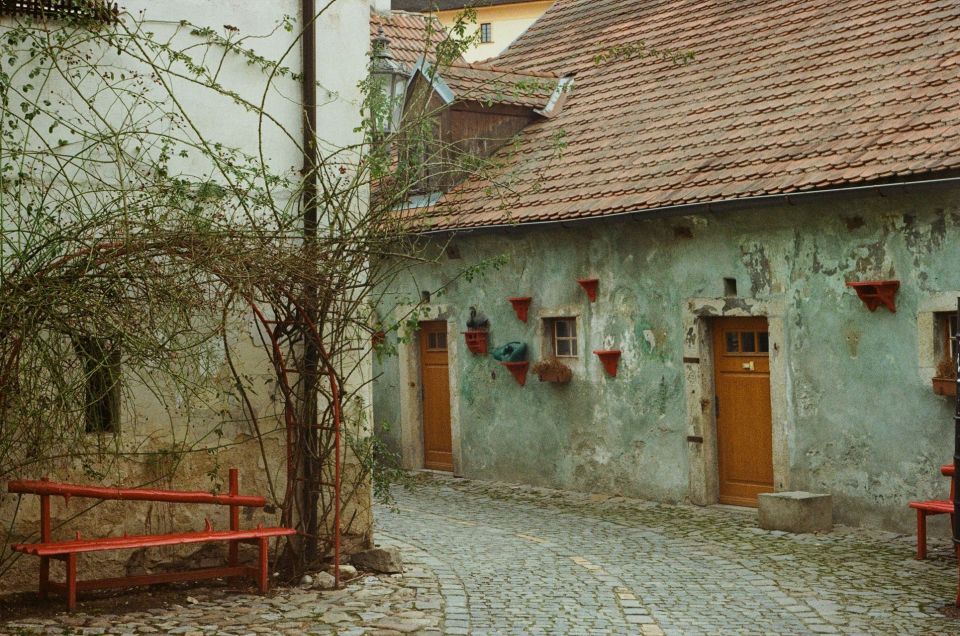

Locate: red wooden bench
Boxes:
[908,463,957,560]
[7,468,295,610]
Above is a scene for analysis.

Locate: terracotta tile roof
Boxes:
[433,61,559,109]
[393,0,548,11]
[417,0,960,230]
[370,10,453,70]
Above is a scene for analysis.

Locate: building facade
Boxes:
[373,0,960,534]
[393,0,552,61]
[0,0,382,594]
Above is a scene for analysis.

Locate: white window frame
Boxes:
[544,316,578,359]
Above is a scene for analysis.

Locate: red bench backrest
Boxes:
[7,470,265,507]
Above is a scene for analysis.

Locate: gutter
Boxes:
[417,173,960,236]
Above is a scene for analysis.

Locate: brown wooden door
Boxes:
[420,321,453,471]
[713,317,773,506]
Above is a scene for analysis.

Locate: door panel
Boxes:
[713,317,773,506]
[420,321,453,471]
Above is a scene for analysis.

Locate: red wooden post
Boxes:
[228,468,239,567]
[39,479,50,599]
[66,553,77,611]
[916,510,927,560]
[257,536,268,593]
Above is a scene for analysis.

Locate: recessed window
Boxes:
[545,317,578,358]
[936,311,958,362]
[724,278,738,297]
[480,23,493,43]
[73,337,121,434]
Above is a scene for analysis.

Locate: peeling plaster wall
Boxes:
[374,186,960,534]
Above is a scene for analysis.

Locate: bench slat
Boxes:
[909,499,954,513]
[13,527,297,556]
[7,480,267,507]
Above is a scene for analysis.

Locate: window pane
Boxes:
[555,320,570,337]
[437,332,447,350]
[725,332,739,353]
[741,332,755,353]
[758,331,769,353]
[557,340,571,356]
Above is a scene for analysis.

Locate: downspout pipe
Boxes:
[300,0,320,568]
[953,296,960,606]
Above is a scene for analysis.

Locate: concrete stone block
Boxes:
[758,491,832,533]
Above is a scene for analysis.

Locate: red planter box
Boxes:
[933,377,957,397]
[594,349,621,377]
[508,297,532,323]
[501,361,529,386]
[846,280,899,313]
[577,278,599,303]
[463,330,489,355]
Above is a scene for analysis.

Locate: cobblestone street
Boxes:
[3,473,960,634]
[375,473,960,635]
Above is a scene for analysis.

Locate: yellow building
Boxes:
[393,0,552,62]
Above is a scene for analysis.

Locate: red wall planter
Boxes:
[508,297,532,323]
[463,330,489,355]
[501,361,529,386]
[577,278,599,303]
[846,280,899,313]
[594,350,621,377]
[933,377,957,397]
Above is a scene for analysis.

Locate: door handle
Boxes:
[742,361,755,371]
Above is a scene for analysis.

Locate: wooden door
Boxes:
[420,321,453,471]
[713,317,773,506]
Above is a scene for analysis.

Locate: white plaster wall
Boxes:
[0,0,375,594]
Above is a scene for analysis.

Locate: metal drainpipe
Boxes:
[300,0,320,568]
[954,297,960,606]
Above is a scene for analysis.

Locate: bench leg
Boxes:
[66,553,77,612]
[917,509,928,560]
[257,537,269,594]
[39,556,49,600]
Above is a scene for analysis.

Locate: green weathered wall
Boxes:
[374,186,960,532]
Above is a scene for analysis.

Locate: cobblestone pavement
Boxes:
[1,535,445,635]
[376,473,960,635]
[4,473,960,635]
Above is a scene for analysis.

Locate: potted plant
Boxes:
[532,358,572,384]
[463,306,490,355]
[932,350,957,396]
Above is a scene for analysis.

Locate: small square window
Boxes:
[545,317,578,358]
[480,23,493,43]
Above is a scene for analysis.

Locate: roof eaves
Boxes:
[416,173,960,235]
[408,57,456,104]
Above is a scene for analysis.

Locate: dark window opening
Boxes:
[724,277,738,297]
[74,337,121,433]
